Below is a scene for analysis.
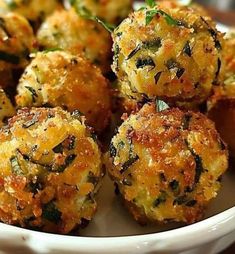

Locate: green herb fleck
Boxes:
[154,71,162,84]
[109,142,117,157]
[173,195,187,205]
[156,100,169,112]
[145,0,156,8]
[182,114,192,130]
[74,5,115,33]
[194,154,203,184]
[42,201,62,223]
[10,156,23,175]
[143,38,162,51]
[6,0,17,10]
[185,200,197,207]
[127,44,142,60]
[183,41,192,57]
[166,58,178,70]
[24,86,38,103]
[120,154,139,174]
[53,142,64,154]
[146,9,179,26]
[53,154,77,172]
[136,57,155,69]
[153,191,167,207]
[0,51,20,64]
[176,67,185,79]
[169,180,179,191]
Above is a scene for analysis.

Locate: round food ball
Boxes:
[207,32,235,157]
[105,104,228,224]
[0,107,103,233]
[208,98,235,159]
[0,0,62,24]
[112,2,224,104]
[70,0,133,25]
[16,51,111,133]
[0,12,37,73]
[37,8,112,74]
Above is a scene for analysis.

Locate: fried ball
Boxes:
[112,2,224,104]
[0,88,15,126]
[0,107,103,233]
[0,12,37,73]
[208,98,235,159]
[0,0,62,24]
[70,0,133,25]
[16,51,111,133]
[37,8,112,74]
[105,104,228,224]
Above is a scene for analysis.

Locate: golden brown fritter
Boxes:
[0,88,15,126]
[70,0,133,25]
[16,51,111,133]
[207,32,235,157]
[105,104,228,225]
[112,2,224,105]
[0,0,62,24]
[208,98,235,159]
[0,107,103,233]
[0,12,37,77]
[37,8,112,74]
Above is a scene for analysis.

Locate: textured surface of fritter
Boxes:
[0,12,37,73]
[70,0,133,25]
[0,107,103,233]
[16,51,111,133]
[106,104,228,224]
[112,2,224,104]
[0,0,62,23]
[0,88,15,126]
[37,8,112,74]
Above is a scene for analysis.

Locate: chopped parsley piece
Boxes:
[136,57,155,69]
[145,0,156,8]
[169,180,179,191]
[73,5,115,33]
[146,9,179,26]
[156,100,169,112]
[24,86,38,103]
[120,154,139,174]
[154,71,162,84]
[183,41,192,57]
[42,201,62,224]
[10,156,23,175]
[153,191,167,207]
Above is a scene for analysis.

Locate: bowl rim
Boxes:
[1,206,235,253]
